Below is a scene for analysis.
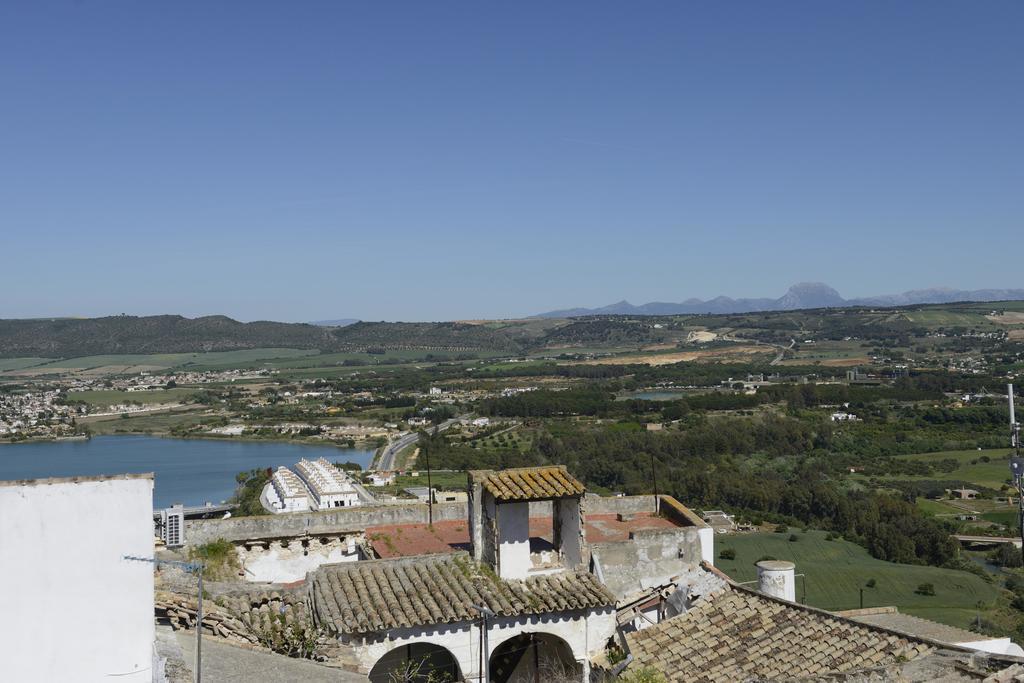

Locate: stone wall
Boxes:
[187,494,702,547]
[187,502,466,545]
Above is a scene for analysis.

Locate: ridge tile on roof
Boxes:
[471,466,586,502]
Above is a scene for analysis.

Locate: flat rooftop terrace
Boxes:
[366,511,681,559]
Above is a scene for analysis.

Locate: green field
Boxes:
[66,388,200,408]
[894,449,1014,490]
[903,310,993,327]
[83,409,213,435]
[915,497,966,515]
[715,531,1000,629]
[0,357,54,372]
[13,348,318,374]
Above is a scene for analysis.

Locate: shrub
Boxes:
[719,548,736,560]
[756,555,777,563]
[788,534,799,542]
[915,583,936,596]
[774,524,788,534]
[188,538,240,581]
[865,578,877,588]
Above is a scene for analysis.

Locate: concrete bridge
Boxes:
[953,534,1023,549]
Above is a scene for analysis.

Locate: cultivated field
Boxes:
[716,530,999,629]
[66,388,200,408]
[3,348,318,376]
[576,346,770,366]
[893,449,1015,490]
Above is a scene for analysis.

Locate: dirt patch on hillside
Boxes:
[779,357,870,367]
[687,330,717,343]
[987,312,1024,325]
[575,346,768,366]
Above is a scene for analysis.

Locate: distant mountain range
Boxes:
[536,283,1024,318]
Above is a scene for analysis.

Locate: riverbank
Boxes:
[0,435,378,507]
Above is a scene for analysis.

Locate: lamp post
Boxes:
[472,604,494,682]
[124,555,205,683]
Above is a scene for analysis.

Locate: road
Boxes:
[770,340,796,366]
[375,416,464,471]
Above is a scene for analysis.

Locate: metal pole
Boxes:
[196,568,203,683]
[859,588,863,609]
[481,612,488,683]
[649,452,659,514]
[425,430,434,527]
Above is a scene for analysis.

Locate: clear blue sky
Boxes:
[2,2,1021,322]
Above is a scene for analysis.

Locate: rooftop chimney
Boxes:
[756,560,796,602]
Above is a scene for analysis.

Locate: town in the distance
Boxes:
[4,296,1024,681]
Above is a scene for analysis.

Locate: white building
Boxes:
[266,466,311,513]
[294,457,360,509]
[311,466,617,682]
[0,473,155,681]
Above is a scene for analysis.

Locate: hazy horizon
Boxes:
[3,2,1021,322]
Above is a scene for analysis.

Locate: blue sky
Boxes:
[2,2,1021,322]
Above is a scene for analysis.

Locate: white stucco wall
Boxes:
[497,501,531,579]
[353,607,616,682]
[698,526,715,566]
[239,536,359,582]
[0,474,154,682]
[954,637,1024,657]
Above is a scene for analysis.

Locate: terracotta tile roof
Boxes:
[472,466,585,501]
[626,585,932,682]
[311,554,614,635]
[366,513,680,559]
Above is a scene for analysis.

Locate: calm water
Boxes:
[618,391,688,401]
[0,436,375,508]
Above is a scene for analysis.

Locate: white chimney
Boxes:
[756,560,796,602]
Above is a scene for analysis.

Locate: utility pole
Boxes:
[1008,385,1024,557]
[124,555,205,683]
[425,428,435,527]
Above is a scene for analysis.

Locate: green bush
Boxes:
[719,548,736,560]
[915,582,936,596]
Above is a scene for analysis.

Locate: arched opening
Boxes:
[489,632,580,683]
[368,642,462,683]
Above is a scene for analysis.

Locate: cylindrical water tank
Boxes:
[756,560,796,602]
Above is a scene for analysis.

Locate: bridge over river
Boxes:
[953,534,1022,549]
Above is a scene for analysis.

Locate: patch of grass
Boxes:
[890,449,1014,490]
[715,531,999,629]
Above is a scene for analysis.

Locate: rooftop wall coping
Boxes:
[0,472,154,487]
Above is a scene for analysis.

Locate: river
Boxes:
[0,435,376,508]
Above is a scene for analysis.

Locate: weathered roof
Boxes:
[311,554,614,635]
[843,608,989,645]
[471,466,585,502]
[626,584,933,681]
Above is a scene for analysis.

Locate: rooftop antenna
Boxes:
[1007,384,1023,556]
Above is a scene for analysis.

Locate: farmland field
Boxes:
[6,348,318,375]
[66,388,200,408]
[0,357,53,372]
[893,449,1014,490]
[715,531,1000,629]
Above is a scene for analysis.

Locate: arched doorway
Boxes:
[489,633,580,683]
[368,642,462,683]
